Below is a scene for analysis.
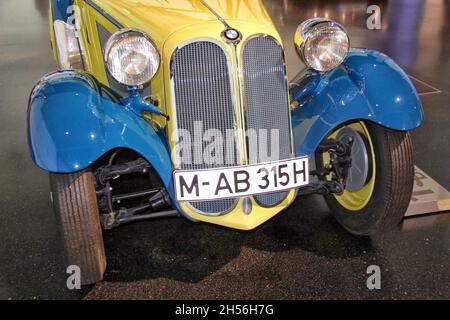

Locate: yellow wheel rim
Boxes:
[322,122,376,211]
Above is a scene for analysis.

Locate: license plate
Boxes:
[174,157,309,202]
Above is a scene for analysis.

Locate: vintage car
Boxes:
[27,0,424,284]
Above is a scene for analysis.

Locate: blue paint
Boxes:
[51,0,123,28]
[51,0,73,22]
[291,49,424,157]
[122,87,166,117]
[291,70,321,102]
[27,71,190,219]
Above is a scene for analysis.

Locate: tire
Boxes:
[316,121,414,236]
[50,170,106,285]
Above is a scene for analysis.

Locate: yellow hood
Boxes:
[201,0,274,24]
[90,0,276,46]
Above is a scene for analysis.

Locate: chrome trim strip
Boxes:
[199,0,231,29]
[230,43,247,165]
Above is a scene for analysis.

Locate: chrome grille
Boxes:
[171,41,238,216]
[242,36,292,207]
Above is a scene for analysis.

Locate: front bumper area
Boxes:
[179,189,298,231]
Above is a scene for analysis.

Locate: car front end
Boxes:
[61,0,310,230]
[27,0,424,284]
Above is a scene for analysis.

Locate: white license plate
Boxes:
[174,157,309,202]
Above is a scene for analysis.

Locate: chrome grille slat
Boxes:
[242,36,292,207]
[172,41,238,216]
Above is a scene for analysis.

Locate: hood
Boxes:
[90,0,276,46]
[198,0,274,24]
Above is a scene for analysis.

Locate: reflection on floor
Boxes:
[0,0,448,299]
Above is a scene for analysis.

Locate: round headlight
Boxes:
[104,29,160,86]
[294,18,349,72]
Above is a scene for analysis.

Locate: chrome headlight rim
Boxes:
[295,18,350,72]
[104,28,161,87]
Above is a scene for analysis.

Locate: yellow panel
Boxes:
[78,1,118,84]
[48,0,58,64]
[90,0,279,47]
[203,0,276,29]
[90,0,217,48]
[180,191,296,231]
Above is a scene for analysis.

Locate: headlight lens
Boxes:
[104,29,160,86]
[295,18,349,72]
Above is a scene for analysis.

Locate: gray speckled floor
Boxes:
[0,0,449,299]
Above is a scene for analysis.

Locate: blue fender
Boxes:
[27,71,188,215]
[291,49,424,157]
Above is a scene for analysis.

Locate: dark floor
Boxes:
[0,0,449,300]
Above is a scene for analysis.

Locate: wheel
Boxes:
[316,121,414,236]
[50,170,106,285]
